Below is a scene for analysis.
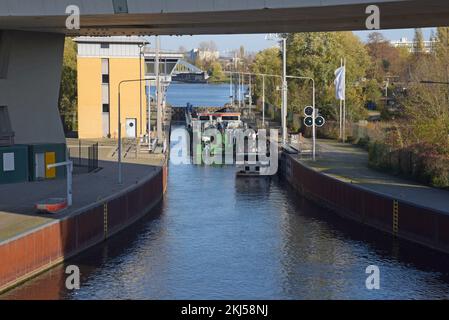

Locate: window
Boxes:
[0,106,14,146]
[102,104,110,113]
[101,58,109,74]
[113,0,129,14]
[102,74,109,84]
[222,116,239,121]
[0,31,11,79]
[101,84,109,104]
[0,106,12,134]
[100,43,110,49]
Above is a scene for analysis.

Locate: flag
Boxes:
[334,66,346,100]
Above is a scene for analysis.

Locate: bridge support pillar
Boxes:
[0,31,65,145]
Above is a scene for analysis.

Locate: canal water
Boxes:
[3,84,449,299]
[167,82,233,107]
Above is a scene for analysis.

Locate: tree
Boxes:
[59,37,78,132]
[435,27,449,61]
[364,79,382,108]
[208,61,225,82]
[199,40,218,52]
[251,47,282,109]
[414,28,425,55]
[366,32,410,81]
[285,32,370,121]
[239,45,245,59]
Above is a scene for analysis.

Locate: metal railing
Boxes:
[69,140,99,173]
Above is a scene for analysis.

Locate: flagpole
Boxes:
[339,58,343,141]
[343,58,347,143]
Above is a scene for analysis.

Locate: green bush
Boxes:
[369,141,449,188]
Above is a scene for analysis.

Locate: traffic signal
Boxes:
[303,106,326,128]
[304,106,314,116]
[304,116,314,127]
[315,116,325,127]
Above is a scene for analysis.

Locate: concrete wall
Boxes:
[0,164,167,294]
[280,153,449,255]
[0,31,65,145]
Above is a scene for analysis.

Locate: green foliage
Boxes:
[208,61,226,82]
[369,141,449,188]
[285,32,370,122]
[366,32,410,81]
[414,28,425,55]
[251,47,282,109]
[364,79,382,106]
[59,37,78,132]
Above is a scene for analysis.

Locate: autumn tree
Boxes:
[285,32,370,121]
[250,47,282,109]
[59,37,78,132]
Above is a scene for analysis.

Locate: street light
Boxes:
[266,33,288,146]
[287,75,317,161]
[118,77,151,184]
[138,43,145,137]
[225,71,280,128]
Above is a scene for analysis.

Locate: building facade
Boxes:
[76,36,148,139]
[188,48,220,62]
[390,37,438,54]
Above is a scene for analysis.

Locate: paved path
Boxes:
[291,139,449,214]
[0,143,165,243]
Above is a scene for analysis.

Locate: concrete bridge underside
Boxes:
[1,0,449,35]
[1,0,449,145]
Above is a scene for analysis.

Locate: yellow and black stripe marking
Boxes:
[103,202,108,239]
[393,200,399,236]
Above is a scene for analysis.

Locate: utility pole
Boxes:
[138,43,144,137]
[342,58,347,143]
[282,37,288,146]
[262,75,265,127]
[229,72,233,107]
[238,73,242,108]
[147,80,152,149]
[249,74,252,112]
[339,58,343,141]
[155,36,163,143]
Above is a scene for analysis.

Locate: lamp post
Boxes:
[266,33,288,146]
[138,43,144,137]
[262,74,265,127]
[225,71,279,126]
[287,75,316,160]
[118,77,151,184]
[155,35,163,143]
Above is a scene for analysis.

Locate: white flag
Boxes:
[334,66,346,100]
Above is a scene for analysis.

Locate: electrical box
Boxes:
[28,143,66,181]
[0,145,29,184]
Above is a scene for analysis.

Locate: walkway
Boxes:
[0,141,165,243]
[291,139,449,214]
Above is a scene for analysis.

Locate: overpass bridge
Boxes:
[1,0,448,35]
[0,0,448,145]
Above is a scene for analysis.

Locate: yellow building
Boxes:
[76,36,148,139]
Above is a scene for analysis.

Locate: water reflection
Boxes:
[3,150,449,299]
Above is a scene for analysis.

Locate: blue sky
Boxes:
[151,28,435,54]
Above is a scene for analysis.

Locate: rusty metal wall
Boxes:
[281,153,449,254]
